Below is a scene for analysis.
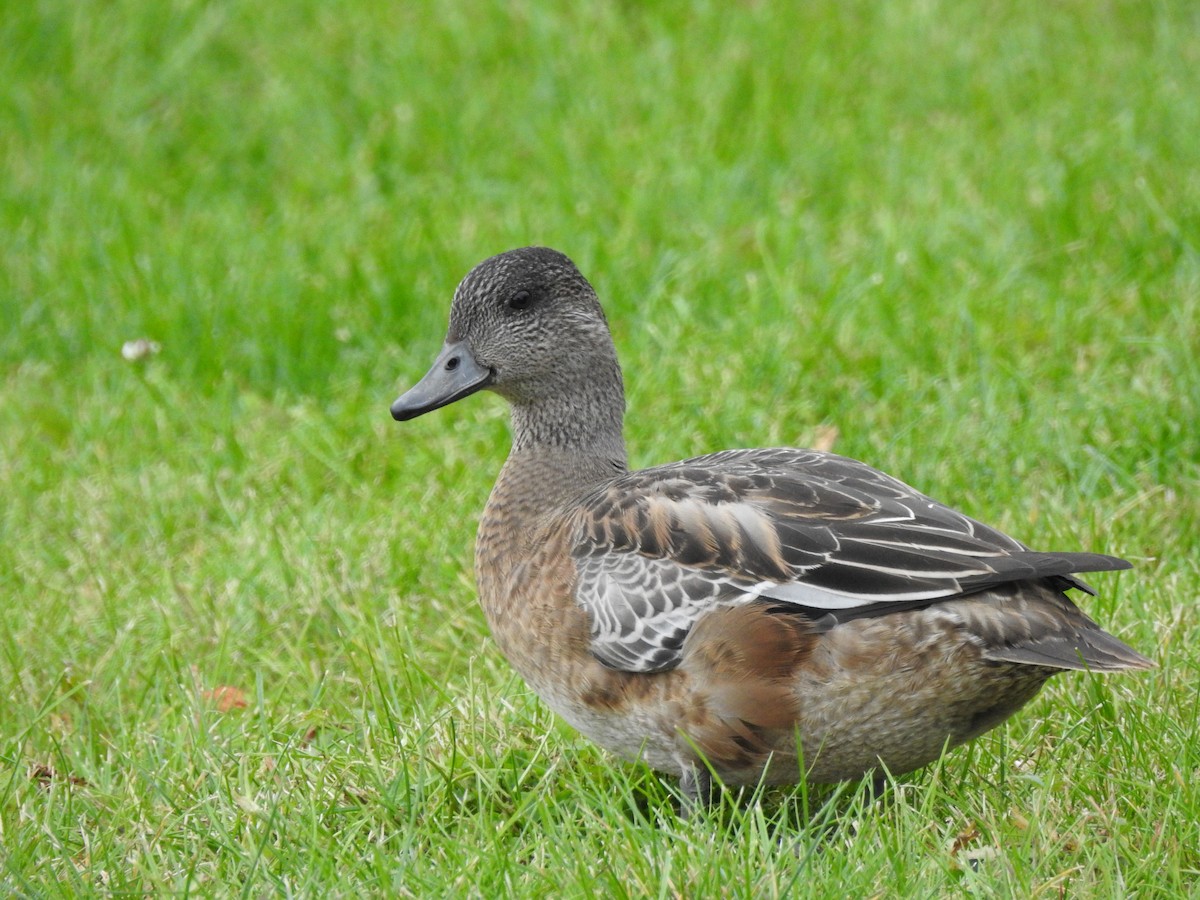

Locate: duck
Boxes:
[390,246,1154,810]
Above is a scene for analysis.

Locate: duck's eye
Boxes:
[507,290,532,311]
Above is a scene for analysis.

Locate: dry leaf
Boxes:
[1050,830,1080,853]
[31,764,89,789]
[810,424,839,453]
[950,822,981,856]
[203,685,248,712]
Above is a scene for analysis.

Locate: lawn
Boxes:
[2,0,1198,895]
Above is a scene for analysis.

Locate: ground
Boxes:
[1,0,1197,895]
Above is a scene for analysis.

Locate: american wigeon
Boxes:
[391,247,1153,809]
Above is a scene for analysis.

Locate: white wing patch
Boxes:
[746,579,952,608]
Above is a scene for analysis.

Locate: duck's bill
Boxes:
[391,341,493,421]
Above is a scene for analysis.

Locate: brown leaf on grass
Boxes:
[31,764,89,789]
[949,822,981,856]
[301,726,319,746]
[1050,830,1081,853]
[948,822,999,873]
[810,424,839,453]
[203,685,248,712]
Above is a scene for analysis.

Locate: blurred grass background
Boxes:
[2,0,1198,895]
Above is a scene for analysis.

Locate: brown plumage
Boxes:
[391,247,1154,809]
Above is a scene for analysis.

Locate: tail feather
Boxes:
[985,628,1156,672]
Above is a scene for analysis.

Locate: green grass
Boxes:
[2,0,1198,894]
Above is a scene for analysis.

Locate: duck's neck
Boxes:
[479,361,627,582]
[509,348,627,452]
[511,398,625,458]
[499,362,629,509]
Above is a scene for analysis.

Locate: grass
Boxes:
[2,0,1198,894]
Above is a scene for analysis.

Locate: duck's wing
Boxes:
[570,448,1131,673]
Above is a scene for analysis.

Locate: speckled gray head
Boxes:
[391,247,622,421]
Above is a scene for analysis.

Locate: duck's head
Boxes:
[391,247,619,421]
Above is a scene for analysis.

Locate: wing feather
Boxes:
[570,449,1131,673]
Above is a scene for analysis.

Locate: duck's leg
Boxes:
[867,773,889,800]
[678,762,717,818]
